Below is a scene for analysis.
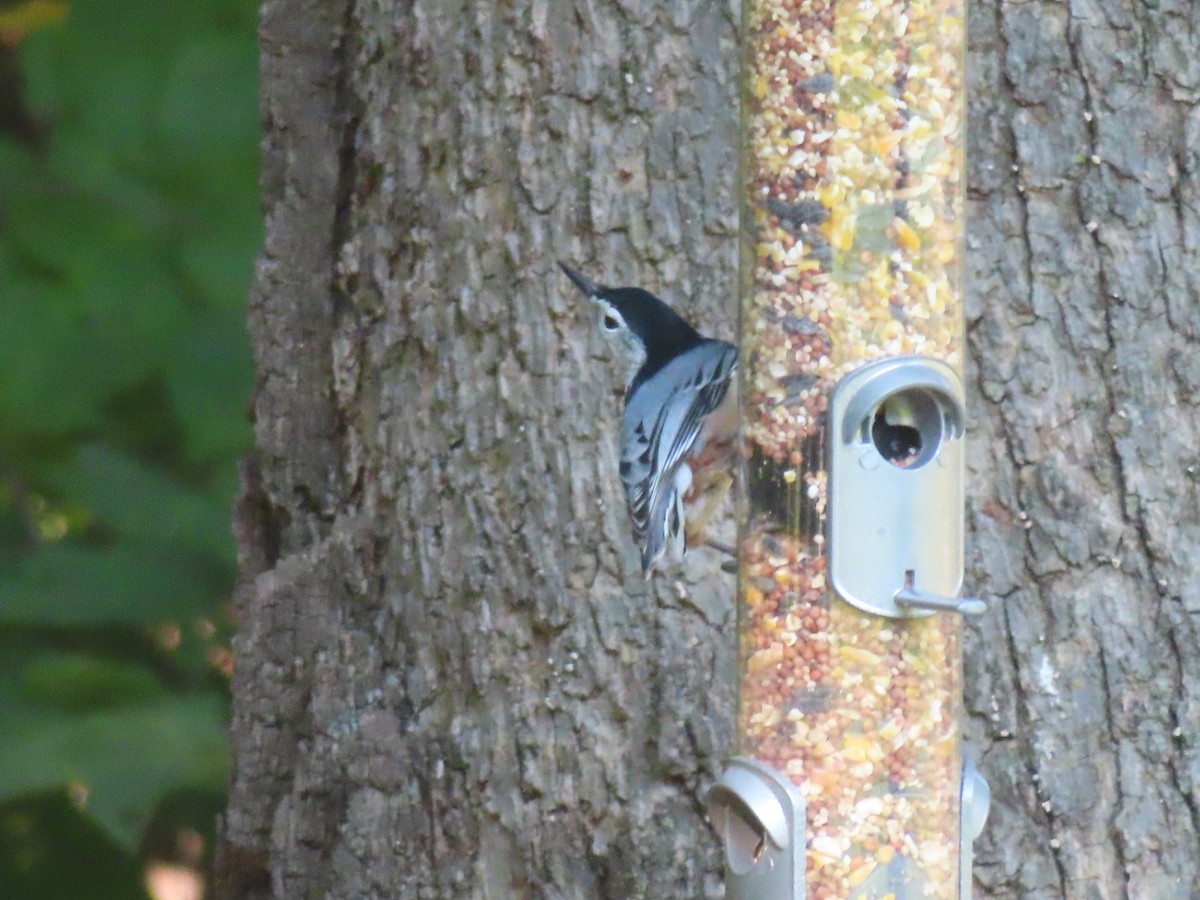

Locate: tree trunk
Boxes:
[215,0,1200,898]
[216,1,740,897]
[964,0,1200,896]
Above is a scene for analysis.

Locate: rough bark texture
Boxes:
[215,0,1200,897]
[217,1,741,898]
[964,0,1200,897]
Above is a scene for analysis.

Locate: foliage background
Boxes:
[0,0,258,895]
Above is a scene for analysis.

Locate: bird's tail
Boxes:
[641,487,686,578]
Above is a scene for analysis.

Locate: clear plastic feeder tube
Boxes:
[737,0,965,897]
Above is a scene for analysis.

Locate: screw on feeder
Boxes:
[891,569,989,617]
[895,585,988,617]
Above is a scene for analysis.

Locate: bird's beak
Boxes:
[558,261,601,300]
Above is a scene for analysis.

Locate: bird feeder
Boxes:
[707,0,989,897]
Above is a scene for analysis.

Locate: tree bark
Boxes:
[964,0,1200,897]
[216,0,1200,897]
[217,1,740,897]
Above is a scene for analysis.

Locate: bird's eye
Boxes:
[603,313,622,331]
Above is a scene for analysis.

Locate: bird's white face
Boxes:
[592,297,645,372]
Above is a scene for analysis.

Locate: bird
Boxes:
[559,261,739,577]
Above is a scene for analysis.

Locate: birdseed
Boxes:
[737,0,965,894]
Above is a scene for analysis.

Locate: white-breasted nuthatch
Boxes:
[560,262,738,577]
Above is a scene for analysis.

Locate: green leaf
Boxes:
[165,308,254,464]
[87,262,188,390]
[0,541,220,626]
[51,445,236,566]
[0,138,39,194]
[0,505,27,571]
[5,195,184,372]
[4,186,134,280]
[1,0,258,874]
[20,0,177,119]
[0,792,151,900]
[179,210,262,310]
[157,32,259,177]
[20,654,169,712]
[6,190,185,359]
[0,279,102,437]
[0,697,228,851]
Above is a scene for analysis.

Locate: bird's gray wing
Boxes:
[619,340,738,573]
